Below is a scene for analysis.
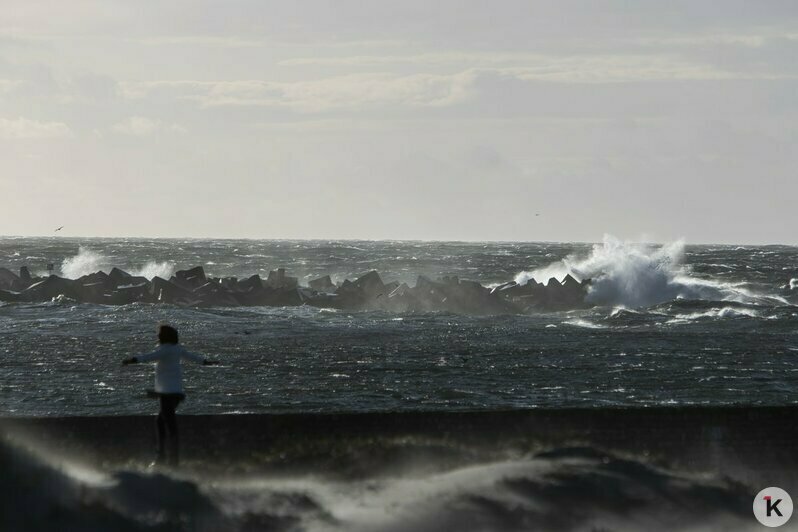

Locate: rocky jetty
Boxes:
[0,265,591,314]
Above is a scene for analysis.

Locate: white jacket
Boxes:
[137,343,205,394]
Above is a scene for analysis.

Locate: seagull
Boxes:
[535,213,540,217]
[54,226,64,232]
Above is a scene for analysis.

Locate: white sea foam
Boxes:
[675,307,760,320]
[609,306,642,318]
[60,246,108,279]
[60,247,174,280]
[515,235,782,308]
[129,260,175,280]
[790,278,798,290]
[563,319,606,329]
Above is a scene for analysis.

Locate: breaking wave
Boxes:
[516,236,782,308]
[0,433,754,532]
[61,246,174,281]
[60,246,106,279]
[673,306,761,321]
[131,260,175,281]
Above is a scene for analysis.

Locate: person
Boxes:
[122,324,218,466]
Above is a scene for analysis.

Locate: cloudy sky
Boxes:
[1,1,796,243]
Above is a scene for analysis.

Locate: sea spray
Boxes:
[60,246,108,279]
[129,260,175,280]
[515,235,780,308]
[61,246,174,280]
[0,432,756,532]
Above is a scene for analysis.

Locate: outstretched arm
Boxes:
[122,348,164,365]
[181,348,219,365]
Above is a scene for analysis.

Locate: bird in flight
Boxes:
[54,226,64,232]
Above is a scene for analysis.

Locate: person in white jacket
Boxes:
[122,324,218,466]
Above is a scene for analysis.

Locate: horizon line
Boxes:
[0,233,796,248]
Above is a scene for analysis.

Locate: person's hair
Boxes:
[157,324,179,344]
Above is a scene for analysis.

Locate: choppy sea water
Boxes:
[1,236,797,417]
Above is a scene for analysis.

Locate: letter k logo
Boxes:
[754,487,793,527]
[765,496,784,518]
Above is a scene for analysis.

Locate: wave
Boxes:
[60,246,107,279]
[0,433,223,531]
[130,260,175,280]
[674,306,761,320]
[60,246,174,281]
[563,318,606,329]
[515,235,783,308]
[0,433,754,532]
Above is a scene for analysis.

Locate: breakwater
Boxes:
[0,264,590,313]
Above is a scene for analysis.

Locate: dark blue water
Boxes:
[1,237,797,416]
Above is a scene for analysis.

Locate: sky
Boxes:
[1,1,796,244]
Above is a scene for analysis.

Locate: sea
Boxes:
[1,236,796,417]
[1,236,797,531]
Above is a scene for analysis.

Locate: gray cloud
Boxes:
[119,72,477,111]
[112,116,187,136]
[0,117,72,139]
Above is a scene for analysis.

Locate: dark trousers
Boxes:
[156,394,183,465]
